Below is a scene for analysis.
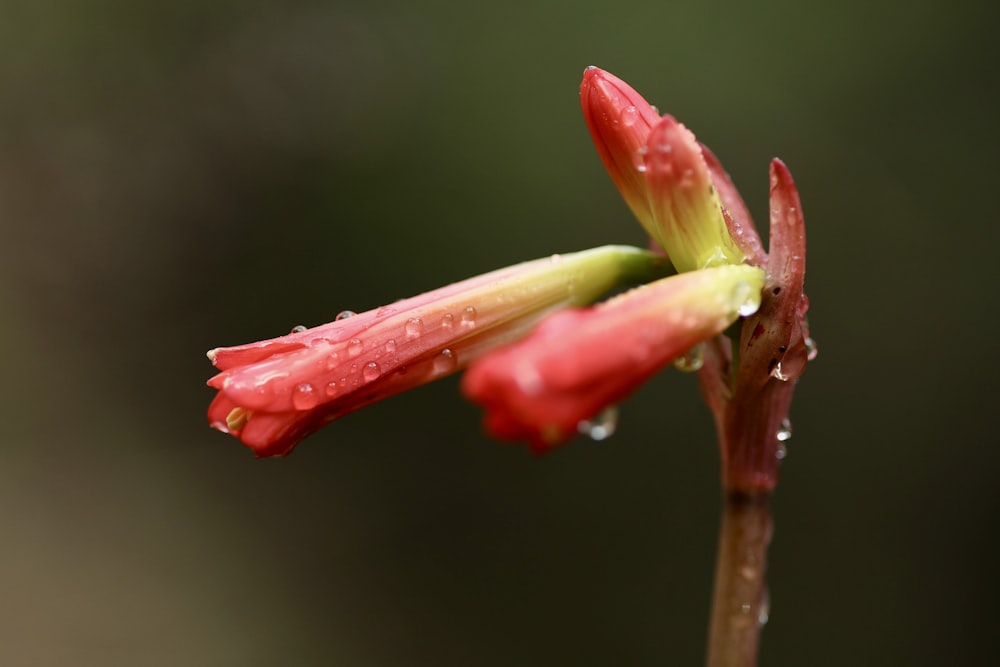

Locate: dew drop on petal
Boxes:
[633,145,648,172]
[323,351,340,371]
[620,105,639,127]
[325,381,339,397]
[347,338,363,357]
[385,339,397,355]
[461,306,477,328]
[405,317,424,339]
[770,362,789,382]
[290,325,307,333]
[577,405,619,441]
[805,336,819,361]
[732,280,761,317]
[292,383,319,410]
[441,313,454,330]
[674,343,705,372]
[432,348,456,373]
[362,361,381,383]
[336,310,356,321]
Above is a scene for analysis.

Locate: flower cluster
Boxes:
[206,66,812,489]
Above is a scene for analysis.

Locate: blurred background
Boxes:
[2,0,997,664]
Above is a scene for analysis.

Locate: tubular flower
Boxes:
[206,65,812,482]
[581,66,744,272]
[462,66,812,484]
[462,265,764,450]
[207,246,668,457]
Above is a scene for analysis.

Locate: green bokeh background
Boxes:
[2,1,997,664]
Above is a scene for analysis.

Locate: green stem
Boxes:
[705,491,773,667]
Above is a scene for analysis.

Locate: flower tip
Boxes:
[769,157,793,189]
[206,348,219,364]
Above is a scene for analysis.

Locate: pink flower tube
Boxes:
[207,246,667,456]
[462,264,764,450]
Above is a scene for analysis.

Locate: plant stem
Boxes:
[705,491,773,667]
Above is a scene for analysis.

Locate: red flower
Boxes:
[462,67,813,487]
[207,246,668,456]
[581,67,744,272]
[206,65,812,487]
[461,265,765,450]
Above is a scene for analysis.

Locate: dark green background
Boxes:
[2,0,997,664]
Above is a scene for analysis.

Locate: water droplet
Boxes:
[460,306,477,328]
[405,317,424,339]
[620,105,639,127]
[441,313,454,330]
[758,588,770,626]
[432,348,456,373]
[732,280,761,316]
[770,362,789,381]
[362,361,381,382]
[776,443,788,460]
[776,418,793,442]
[336,310,356,320]
[674,344,704,372]
[634,146,649,172]
[549,253,563,264]
[324,381,339,397]
[292,383,318,410]
[804,336,819,361]
[347,338,363,357]
[323,351,340,371]
[577,405,619,441]
[384,339,397,355]
[290,325,307,333]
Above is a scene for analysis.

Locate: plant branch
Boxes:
[705,491,773,667]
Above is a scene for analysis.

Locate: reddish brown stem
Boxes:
[705,491,773,667]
